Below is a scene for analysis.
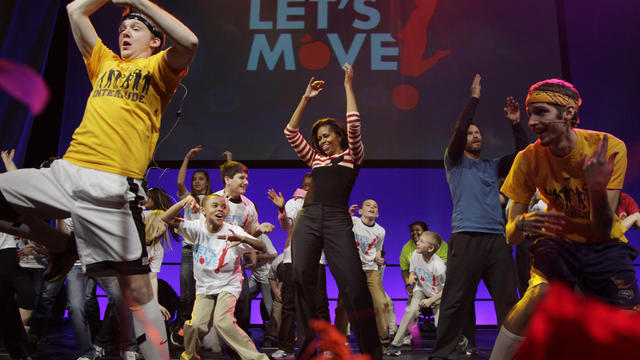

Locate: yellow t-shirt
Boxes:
[63,39,184,178]
[501,129,627,243]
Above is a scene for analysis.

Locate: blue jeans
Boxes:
[87,276,137,351]
[66,265,95,358]
[177,245,195,328]
[29,274,65,337]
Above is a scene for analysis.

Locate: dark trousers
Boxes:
[278,262,296,352]
[292,204,382,360]
[431,232,518,359]
[0,248,32,358]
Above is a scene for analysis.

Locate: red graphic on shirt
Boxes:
[365,238,377,255]
[214,240,241,274]
[393,0,451,110]
[199,256,205,264]
[432,274,437,291]
[298,34,331,70]
[420,275,425,282]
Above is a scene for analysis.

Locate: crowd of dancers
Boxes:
[1,1,639,360]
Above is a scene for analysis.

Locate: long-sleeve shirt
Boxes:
[284,112,364,209]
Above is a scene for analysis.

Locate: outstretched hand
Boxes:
[267,189,285,209]
[471,74,481,98]
[304,77,325,100]
[343,63,354,87]
[185,145,203,159]
[504,96,520,125]
[348,204,358,216]
[583,134,618,191]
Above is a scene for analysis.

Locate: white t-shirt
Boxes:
[251,234,277,283]
[179,220,254,297]
[0,232,16,250]
[178,193,205,247]
[410,252,446,298]
[351,217,385,271]
[214,190,259,234]
[63,218,83,268]
[147,241,165,273]
[16,237,47,269]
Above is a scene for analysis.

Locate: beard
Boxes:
[465,142,482,155]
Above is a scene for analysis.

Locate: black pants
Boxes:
[431,232,518,359]
[0,248,32,358]
[292,204,381,360]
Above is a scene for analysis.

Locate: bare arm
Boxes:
[160,196,197,229]
[507,201,566,245]
[344,63,358,114]
[287,78,324,131]
[66,0,108,59]
[221,231,266,252]
[621,212,640,231]
[177,146,202,196]
[583,135,620,241]
[115,0,198,71]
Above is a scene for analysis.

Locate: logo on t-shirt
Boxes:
[91,67,151,103]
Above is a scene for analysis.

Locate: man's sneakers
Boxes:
[385,345,402,357]
[271,349,294,359]
[171,327,185,348]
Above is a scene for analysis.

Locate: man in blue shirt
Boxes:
[430,75,527,359]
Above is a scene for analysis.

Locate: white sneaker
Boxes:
[120,350,138,360]
[401,334,412,346]
[271,349,294,359]
[93,345,105,359]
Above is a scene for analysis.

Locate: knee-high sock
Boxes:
[129,299,169,360]
[489,326,524,360]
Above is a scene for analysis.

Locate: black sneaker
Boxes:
[170,327,184,348]
[386,345,401,356]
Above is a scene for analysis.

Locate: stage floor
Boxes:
[1,322,499,360]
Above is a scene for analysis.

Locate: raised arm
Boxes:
[161,195,197,229]
[583,135,621,241]
[1,149,18,172]
[498,97,531,177]
[284,78,324,166]
[177,145,202,196]
[447,74,480,163]
[66,0,108,59]
[114,0,198,71]
[343,63,363,164]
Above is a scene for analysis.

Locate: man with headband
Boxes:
[429,74,527,360]
[490,79,640,359]
[0,0,198,358]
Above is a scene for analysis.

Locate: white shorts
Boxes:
[0,159,149,276]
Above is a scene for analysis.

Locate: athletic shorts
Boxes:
[0,159,149,276]
[529,237,640,309]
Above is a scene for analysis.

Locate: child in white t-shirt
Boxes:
[387,231,446,356]
[161,194,268,360]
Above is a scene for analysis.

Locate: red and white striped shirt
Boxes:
[284,112,364,168]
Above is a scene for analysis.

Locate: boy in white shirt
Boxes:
[161,194,269,360]
[387,231,446,356]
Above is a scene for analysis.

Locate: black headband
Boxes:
[121,12,165,46]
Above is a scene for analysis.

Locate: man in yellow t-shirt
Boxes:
[0,1,198,359]
[490,79,640,360]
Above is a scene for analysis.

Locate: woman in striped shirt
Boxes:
[283,64,383,360]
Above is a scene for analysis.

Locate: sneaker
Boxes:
[465,346,478,357]
[455,335,469,353]
[120,350,137,360]
[271,349,294,359]
[385,346,402,356]
[170,327,184,348]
